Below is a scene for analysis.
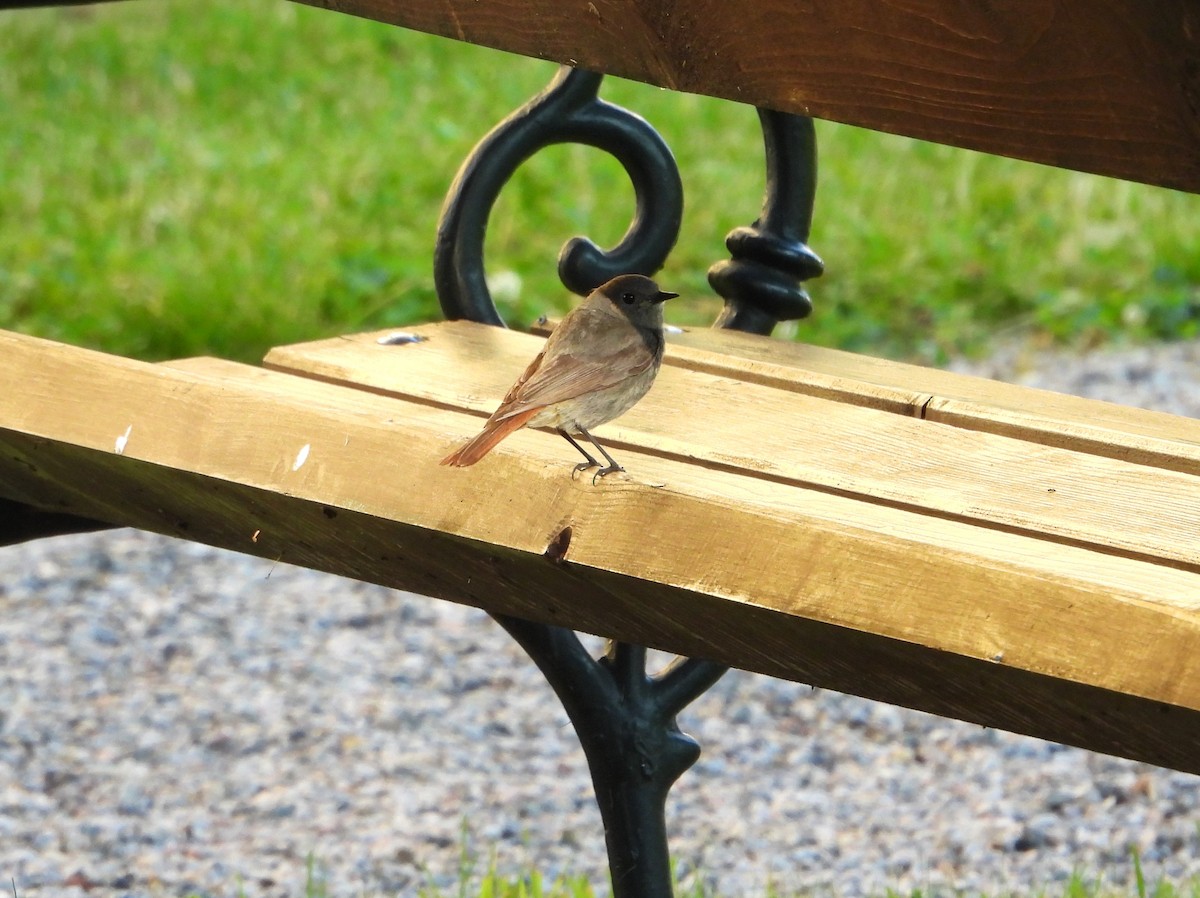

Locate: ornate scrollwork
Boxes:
[709,109,825,335]
[434,66,684,325]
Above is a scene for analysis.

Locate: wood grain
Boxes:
[292,0,1200,192]
[265,323,1200,571]
[4,329,1200,773]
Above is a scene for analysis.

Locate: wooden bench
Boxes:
[6,316,1200,759]
[3,1,1199,896]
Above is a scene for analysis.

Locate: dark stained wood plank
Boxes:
[292,0,1200,192]
[0,498,113,546]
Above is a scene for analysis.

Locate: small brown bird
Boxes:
[440,273,678,479]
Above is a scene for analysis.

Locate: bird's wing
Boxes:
[490,309,659,421]
[498,348,546,408]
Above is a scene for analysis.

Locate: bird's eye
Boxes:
[622,292,635,304]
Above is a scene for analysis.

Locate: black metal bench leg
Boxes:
[493,614,728,898]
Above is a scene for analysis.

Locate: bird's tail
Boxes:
[440,409,538,467]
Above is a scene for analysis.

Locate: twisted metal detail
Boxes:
[434,66,684,325]
[709,109,825,335]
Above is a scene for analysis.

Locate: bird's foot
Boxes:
[572,460,601,480]
[591,464,624,485]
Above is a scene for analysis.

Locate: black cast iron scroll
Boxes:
[434,66,684,323]
[433,63,822,898]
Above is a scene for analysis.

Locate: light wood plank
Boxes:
[533,317,1200,476]
[265,323,1200,571]
[4,330,1200,772]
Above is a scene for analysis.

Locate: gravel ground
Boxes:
[2,339,1199,898]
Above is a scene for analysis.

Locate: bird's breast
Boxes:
[530,361,661,431]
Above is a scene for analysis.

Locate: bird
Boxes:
[440,273,678,480]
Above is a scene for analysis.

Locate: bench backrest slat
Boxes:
[293,0,1200,192]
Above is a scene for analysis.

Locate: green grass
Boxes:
[269,843,1200,898]
[271,836,1200,898]
[418,865,1200,898]
[3,1,1199,364]
[434,867,1200,898]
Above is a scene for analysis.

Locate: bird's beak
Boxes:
[653,291,679,303]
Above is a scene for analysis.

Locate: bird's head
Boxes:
[590,273,678,327]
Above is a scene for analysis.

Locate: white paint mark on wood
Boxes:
[114,425,133,455]
[293,443,311,471]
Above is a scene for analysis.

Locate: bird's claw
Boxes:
[572,460,600,480]
[591,464,624,485]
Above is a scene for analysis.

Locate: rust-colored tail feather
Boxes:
[440,409,539,467]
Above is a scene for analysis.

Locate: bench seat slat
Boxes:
[651,324,1200,474]
[265,322,1200,572]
